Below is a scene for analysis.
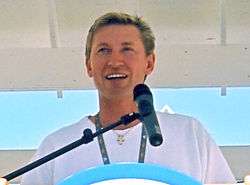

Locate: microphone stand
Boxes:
[2,112,141,181]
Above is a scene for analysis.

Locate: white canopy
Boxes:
[0,0,250,91]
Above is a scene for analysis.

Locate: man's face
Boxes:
[86,25,155,99]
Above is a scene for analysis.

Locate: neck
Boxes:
[97,94,140,130]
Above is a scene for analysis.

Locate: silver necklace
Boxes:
[112,128,132,145]
[94,113,148,164]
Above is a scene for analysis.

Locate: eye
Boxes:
[122,47,134,53]
[97,47,111,54]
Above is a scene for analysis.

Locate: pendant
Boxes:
[116,134,125,145]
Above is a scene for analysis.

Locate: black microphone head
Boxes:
[133,84,152,101]
[133,83,164,147]
[149,133,163,146]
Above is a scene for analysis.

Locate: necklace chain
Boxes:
[94,113,132,145]
[93,112,148,164]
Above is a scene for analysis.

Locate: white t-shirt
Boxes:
[21,112,235,185]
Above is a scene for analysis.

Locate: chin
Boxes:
[103,88,133,99]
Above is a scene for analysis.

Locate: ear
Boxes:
[145,53,156,75]
[85,59,93,77]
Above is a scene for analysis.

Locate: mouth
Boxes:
[105,73,128,80]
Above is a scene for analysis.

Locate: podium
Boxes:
[57,163,202,185]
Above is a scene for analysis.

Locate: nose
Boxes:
[107,51,124,67]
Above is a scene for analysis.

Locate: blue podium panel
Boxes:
[57,163,202,185]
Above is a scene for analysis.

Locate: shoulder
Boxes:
[156,111,210,140]
[156,111,203,129]
[37,116,92,154]
[47,116,91,139]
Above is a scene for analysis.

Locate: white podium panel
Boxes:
[92,178,168,185]
[57,163,202,185]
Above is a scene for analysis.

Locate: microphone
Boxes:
[133,84,163,146]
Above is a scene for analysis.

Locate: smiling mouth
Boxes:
[105,73,128,80]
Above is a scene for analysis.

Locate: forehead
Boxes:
[92,25,143,47]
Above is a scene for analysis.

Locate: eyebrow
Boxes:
[95,41,134,48]
[96,42,109,48]
[121,42,134,46]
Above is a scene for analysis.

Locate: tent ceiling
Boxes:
[0,0,250,90]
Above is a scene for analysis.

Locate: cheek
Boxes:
[131,64,148,79]
[92,62,105,77]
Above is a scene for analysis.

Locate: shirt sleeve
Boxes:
[20,136,55,185]
[204,135,236,183]
[193,118,236,184]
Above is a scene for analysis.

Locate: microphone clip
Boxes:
[120,112,141,125]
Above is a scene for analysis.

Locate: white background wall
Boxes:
[0,0,250,91]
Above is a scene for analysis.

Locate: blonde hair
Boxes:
[85,12,155,60]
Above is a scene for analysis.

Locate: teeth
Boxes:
[106,74,127,79]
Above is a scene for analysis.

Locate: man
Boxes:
[17,12,235,185]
